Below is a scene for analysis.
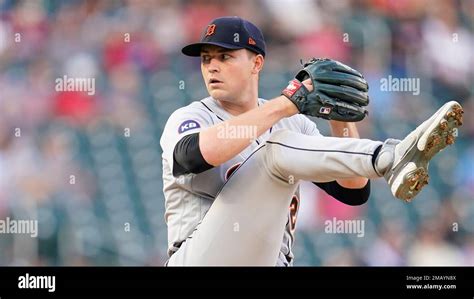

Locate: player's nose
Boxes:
[206,58,220,73]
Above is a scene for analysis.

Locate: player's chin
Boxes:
[208,88,230,100]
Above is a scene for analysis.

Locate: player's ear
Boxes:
[251,53,264,75]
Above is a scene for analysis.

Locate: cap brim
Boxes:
[181,42,244,57]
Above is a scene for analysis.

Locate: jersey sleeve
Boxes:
[299,115,321,136]
[160,106,214,175]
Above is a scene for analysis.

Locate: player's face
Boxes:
[200,46,256,102]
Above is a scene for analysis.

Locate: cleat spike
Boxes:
[439,121,448,130]
[446,135,455,145]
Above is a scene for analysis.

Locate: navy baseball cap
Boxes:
[182,16,266,57]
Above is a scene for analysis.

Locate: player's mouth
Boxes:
[208,78,223,87]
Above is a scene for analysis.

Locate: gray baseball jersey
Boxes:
[160,97,320,266]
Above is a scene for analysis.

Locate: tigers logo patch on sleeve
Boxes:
[178,120,201,134]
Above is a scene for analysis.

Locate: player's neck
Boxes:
[217,81,259,115]
[216,97,258,116]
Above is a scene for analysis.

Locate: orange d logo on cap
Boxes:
[205,24,216,36]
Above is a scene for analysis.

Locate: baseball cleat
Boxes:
[375,101,463,202]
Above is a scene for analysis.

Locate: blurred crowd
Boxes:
[0,0,473,266]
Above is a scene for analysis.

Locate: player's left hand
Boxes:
[282,58,369,122]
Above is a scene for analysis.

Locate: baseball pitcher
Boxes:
[160,16,463,266]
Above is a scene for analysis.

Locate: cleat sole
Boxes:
[390,101,463,201]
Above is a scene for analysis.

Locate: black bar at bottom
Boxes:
[0,266,472,298]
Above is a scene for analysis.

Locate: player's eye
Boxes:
[201,55,211,63]
[221,54,231,60]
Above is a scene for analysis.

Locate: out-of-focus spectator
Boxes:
[407,218,464,266]
[364,221,407,266]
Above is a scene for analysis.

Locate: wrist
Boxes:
[274,95,299,118]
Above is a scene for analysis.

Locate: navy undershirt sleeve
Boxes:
[313,180,370,206]
[173,133,213,177]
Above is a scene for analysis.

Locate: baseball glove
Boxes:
[282,58,369,122]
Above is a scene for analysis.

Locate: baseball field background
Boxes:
[0,0,472,266]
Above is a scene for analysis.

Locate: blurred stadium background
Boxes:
[0,0,473,266]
